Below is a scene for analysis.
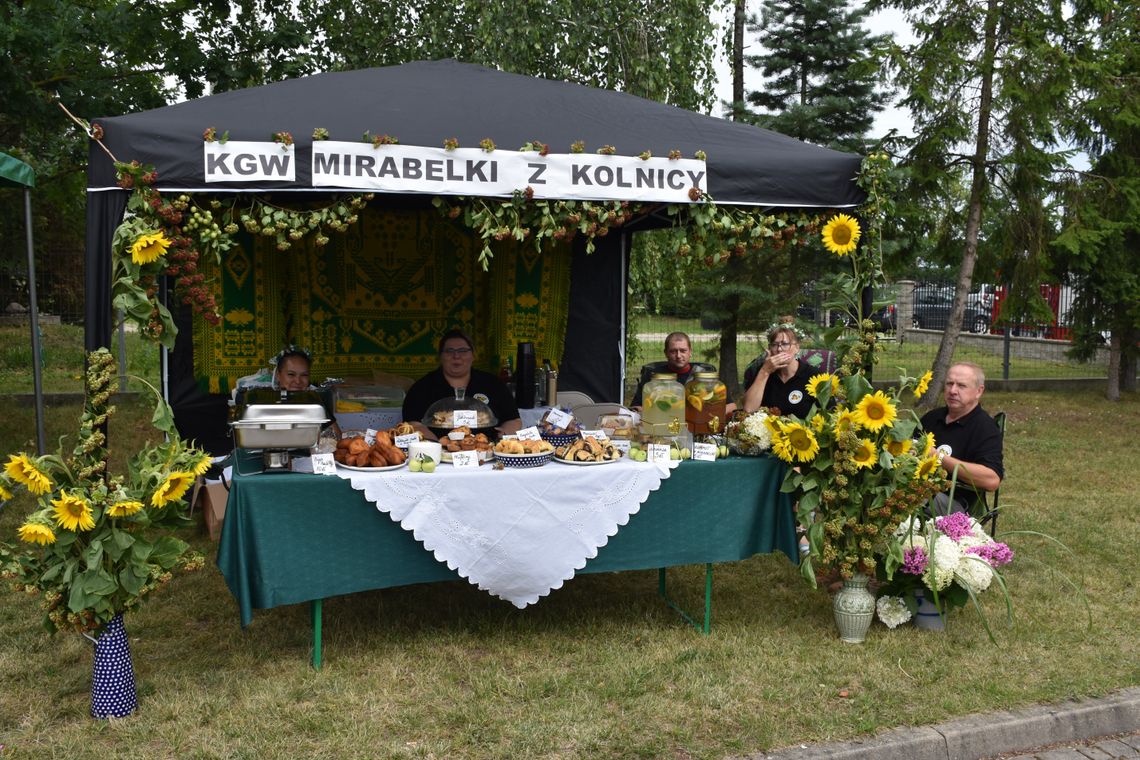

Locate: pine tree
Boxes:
[744,0,890,151]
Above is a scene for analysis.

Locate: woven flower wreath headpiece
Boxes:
[766,319,806,341]
[270,345,312,367]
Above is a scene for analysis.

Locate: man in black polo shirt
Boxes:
[920,362,1004,515]
[630,332,716,409]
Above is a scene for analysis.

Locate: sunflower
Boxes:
[913,370,933,399]
[0,482,12,501]
[810,413,826,432]
[821,214,861,256]
[190,454,214,477]
[51,490,96,532]
[834,408,858,434]
[107,500,145,518]
[920,432,936,458]
[885,438,912,457]
[852,391,898,432]
[773,421,820,464]
[916,455,940,480]
[151,471,195,507]
[5,454,52,496]
[129,231,171,265]
[763,414,785,437]
[18,521,56,545]
[851,438,877,469]
[806,373,839,399]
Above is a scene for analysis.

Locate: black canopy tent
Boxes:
[84,60,863,450]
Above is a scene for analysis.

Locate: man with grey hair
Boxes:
[920,362,1004,515]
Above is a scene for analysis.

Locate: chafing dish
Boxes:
[231,404,330,472]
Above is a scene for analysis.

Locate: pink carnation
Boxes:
[902,546,928,575]
[966,542,1014,567]
[934,511,976,541]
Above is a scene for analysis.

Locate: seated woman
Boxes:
[402,329,522,438]
[741,317,816,418]
[234,346,340,437]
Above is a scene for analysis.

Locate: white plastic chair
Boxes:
[554,390,594,409]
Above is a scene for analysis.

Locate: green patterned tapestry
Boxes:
[194,207,572,392]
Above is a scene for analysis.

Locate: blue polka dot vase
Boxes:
[91,613,138,719]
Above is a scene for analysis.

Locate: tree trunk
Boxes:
[1122,327,1138,393]
[732,0,745,118]
[921,0,1000,408]
[1106,333,1121,401]
[720,0,747,395]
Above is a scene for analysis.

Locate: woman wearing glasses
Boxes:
[740,317,815,418]
[401,328,522,437]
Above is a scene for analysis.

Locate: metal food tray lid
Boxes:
[232,403,330,427]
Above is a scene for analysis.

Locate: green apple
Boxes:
[421,459,437,474]
[719,445,729,458]
[680,447,692,460]
[669,448,681,461]
[408,457,422,472]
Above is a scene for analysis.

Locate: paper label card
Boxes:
[580,429,607,440]
[516,426,542,441]
[448,431,467,441]
[311,452,338,474]
[394,433,420,448]
[452,410,478,427]
[364,428,378,445]
[545,407,574,429]
[450,450,480,468]
[693,442,718,462]
[610,439,632,454]
[647,444,672,464]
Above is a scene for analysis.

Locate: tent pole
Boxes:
[25,188,46,455]
[619,232,628,404]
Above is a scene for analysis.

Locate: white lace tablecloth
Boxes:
[325,458,676,608]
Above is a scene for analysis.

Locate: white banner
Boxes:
[310,142,706,202]
[204,141,295,183]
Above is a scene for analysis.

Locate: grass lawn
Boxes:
[0,331,1137,758]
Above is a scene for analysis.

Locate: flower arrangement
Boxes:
[875,512,1015,631]
[724,409,774,456]
[771,368,948,584]
[0,349,207,634]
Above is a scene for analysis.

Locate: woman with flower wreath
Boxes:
[740,317,817,418]
[234,346,340,437]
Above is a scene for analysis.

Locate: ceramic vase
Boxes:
[832,572,875,643]
[91,613,138,719]
[913,589,946,632]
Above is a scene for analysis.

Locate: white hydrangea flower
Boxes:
[741,412,772,449]
[923,534,962,591]
[957,532,991,551]
[876,595,913,629]
[902,533,928,552]
[895,516,923,538]
[955,554,994,592]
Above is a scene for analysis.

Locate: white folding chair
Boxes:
[554,390,594,409]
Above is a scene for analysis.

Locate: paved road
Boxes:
[736,687,1140,760]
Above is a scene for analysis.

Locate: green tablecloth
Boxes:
[217,457,798,626]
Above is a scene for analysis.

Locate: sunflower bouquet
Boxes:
[0,349,208,634]
[768,201,952,586]
[770,366,948,585]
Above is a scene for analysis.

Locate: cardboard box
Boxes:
[199,481,229,541]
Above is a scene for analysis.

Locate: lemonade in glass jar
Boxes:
[641,373,685,435]
[685,371,727,434]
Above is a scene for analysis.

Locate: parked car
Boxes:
[912,288,990,334]
[870,303,897,332]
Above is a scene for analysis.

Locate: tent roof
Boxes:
[87,59,863,208]
[1,152,35,189]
